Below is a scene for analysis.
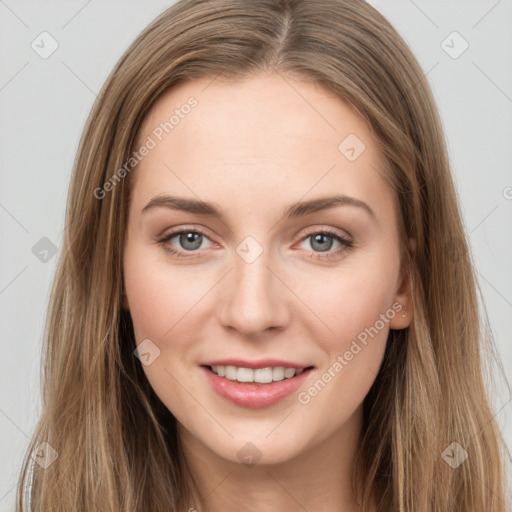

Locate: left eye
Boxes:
[299,232,346,253]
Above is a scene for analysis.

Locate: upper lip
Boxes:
[201,358,313,370]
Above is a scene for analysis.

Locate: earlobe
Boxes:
[389,301,411,330]
[389,237,415,330]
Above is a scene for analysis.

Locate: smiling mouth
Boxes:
[204,364,314,384]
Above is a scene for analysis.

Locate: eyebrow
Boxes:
[141,193,376,221]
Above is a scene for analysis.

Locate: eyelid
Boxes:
[158,223,213,238]
[298,225,352,242]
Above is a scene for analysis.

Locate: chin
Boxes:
[197,427,310,467]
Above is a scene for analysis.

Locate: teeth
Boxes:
[225,365,237,380]
[272,367,284,381]
[284,368,295,379]
[237,367,254,382]
[210,365,306,383]
[254,368,273,383]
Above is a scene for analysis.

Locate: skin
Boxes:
[123,71,413,512]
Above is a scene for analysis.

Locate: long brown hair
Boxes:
[17,0,510,510]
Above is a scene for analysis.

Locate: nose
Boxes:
[216,249,290,337]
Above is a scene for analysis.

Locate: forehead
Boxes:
[130,72,393,221]
[136,72,371,158]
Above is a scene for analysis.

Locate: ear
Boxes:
[389,237,415,330]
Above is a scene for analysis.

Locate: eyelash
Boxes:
[157,226,354,261]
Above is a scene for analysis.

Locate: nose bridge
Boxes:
[217,236,289,334]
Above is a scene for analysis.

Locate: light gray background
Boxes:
[1,1,511,510]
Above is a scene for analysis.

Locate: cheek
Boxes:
[294,269,395,432]
[124,241,210,344]
[123,245,212,415]
[296,246,400,409]
[304,252,400,346]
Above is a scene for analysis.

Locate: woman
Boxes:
[17,0,510,510]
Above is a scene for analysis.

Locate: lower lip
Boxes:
[201,366,313,409]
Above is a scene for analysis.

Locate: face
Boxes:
[123,72,412,466]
